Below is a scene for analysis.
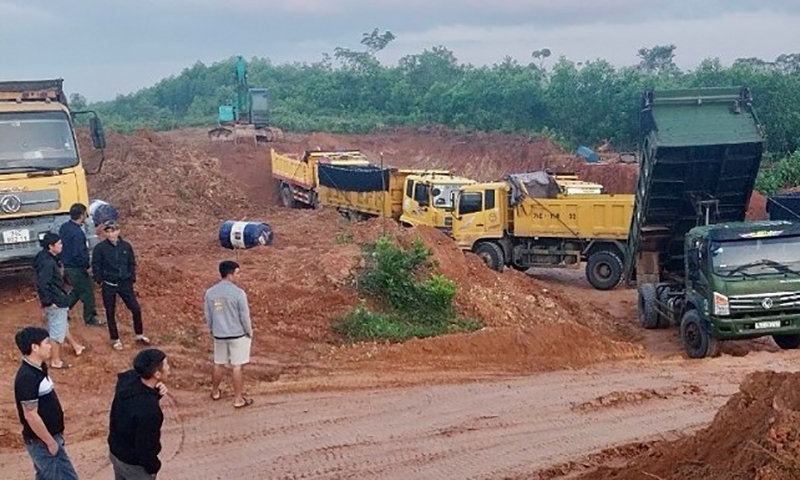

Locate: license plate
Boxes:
[755,320,781,330]
[2,229,29,244]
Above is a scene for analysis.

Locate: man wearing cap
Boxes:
[108,348,170,479]
[34,233,85,369]
[91,221,149,351]
[60,203,105,327]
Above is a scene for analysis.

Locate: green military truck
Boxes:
[623,86,800,358]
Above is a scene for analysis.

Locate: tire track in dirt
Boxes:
[3,353,799,479]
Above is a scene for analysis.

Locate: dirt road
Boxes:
[3,352,798,479]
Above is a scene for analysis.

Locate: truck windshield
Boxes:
[431,184,462,210]
[0,111,78,170]
[711,235,800,277]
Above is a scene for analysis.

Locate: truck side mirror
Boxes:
[90,117,106,149]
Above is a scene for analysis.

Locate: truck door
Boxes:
[401,179,433,226]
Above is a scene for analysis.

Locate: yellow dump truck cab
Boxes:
[453,171,634,290]
[399,171,476,231]
[0,79,106,272]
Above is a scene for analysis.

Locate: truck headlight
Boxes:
[713,292,730,316]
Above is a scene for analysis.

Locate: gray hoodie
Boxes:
[204,279,252,339]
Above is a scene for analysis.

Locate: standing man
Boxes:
[108,348,170,479]
[35,233,85,369]
[14,326,79,479]
[60,203,105,327]
[92,220,150,351]
[204,260,254,408]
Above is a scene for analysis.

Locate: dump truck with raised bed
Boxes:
[623,86,800,358]
[451,171,634,290]
[271,148,476,230]
[0,79,106,272]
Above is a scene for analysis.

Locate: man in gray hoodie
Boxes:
[204,260,253,408]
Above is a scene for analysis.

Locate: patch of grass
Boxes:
[334,235,482,343]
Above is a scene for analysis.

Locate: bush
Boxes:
[334,235,480,343]
[756,150,800,195]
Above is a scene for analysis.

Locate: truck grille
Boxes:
[729,291,800,312]
[0,190,60,216]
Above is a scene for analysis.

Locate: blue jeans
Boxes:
[25,433,78,480]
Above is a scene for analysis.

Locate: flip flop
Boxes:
[74,345,86,356]
[211,390,221,401]
[50,362,71,370]
[233,397,253,409]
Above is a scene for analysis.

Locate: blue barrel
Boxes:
[219,221,273,249]
[89,200,119,227]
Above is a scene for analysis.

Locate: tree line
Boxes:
[74,31,800,193]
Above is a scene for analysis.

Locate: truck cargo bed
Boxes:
[624,87,765,283]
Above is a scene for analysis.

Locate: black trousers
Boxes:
[101,281,143,341]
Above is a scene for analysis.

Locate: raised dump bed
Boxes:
[623,87,765,285]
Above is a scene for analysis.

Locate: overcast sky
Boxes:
[2,0,799,101]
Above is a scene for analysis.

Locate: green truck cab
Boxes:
[624,86,800,358]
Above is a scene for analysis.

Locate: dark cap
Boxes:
[41,232,60,249]
[103,220,119,231]
[133,348,167,379]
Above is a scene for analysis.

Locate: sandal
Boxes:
[50,362,71,370]
[74,345,86,356]
[211,390,222,401]
[233,397,254,409]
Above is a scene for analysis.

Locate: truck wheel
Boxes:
[474,242,504,272]
[280,184,294,209]
[680,310,720,359]
[585,250,623,290]
[637,283,659,329]
[773,334,800,350]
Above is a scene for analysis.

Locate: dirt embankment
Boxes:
[579,371,800,480]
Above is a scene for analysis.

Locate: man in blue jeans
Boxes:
[14,326,79,480]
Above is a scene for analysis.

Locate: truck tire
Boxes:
[474,242,505,272]
[680,309,720,359]
[773,334,800,350]
[638,284,658,329]
[585,250,623,290]
[280,184,295,209]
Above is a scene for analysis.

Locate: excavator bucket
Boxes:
[208,125,234,141]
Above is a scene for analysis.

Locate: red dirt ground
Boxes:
[578,371,800,480]
[0,128,644,452]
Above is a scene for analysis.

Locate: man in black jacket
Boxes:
[91,221,149,351]
[34,233,85,369]
[108,348,170,479]
[60,203,105,327]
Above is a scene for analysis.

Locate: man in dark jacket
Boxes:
[108,348,170,479]
[34,233,85,369]
[59,203,105,327]
[91,221,149,351]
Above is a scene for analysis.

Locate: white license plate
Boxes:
[755,320,781,330]
[2,229,30,244]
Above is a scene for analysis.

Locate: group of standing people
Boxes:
[13,201,257,478]
[14,326,170,479]
[34,203,148,368]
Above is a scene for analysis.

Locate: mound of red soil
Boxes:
[582,371,800,480]
[83,130,250,221]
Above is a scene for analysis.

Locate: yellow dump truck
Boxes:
[452,171,634,290]
[0,79,106,272]
[271,148,476,230]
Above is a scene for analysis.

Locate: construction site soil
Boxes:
[0,126,789,479]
